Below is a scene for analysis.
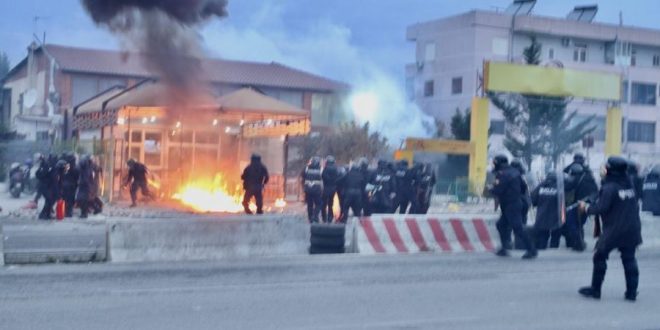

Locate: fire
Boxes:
[275,198,287,208]
[172,173,244,213]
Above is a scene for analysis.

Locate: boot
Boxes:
[578,286,601,299]
[495,248,509,257]
[522,250,538,259]
[623,261,639,302]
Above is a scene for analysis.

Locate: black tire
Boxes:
[310,223,345,238]
[309,245,345,255]
[310,235,344,249]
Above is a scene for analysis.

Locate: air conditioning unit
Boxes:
[561,37,571,47]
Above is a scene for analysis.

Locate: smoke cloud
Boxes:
[202,4,435,145]
[81,0,229,110]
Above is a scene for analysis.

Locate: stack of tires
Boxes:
[310,224,345,254]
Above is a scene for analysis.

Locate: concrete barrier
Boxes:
[351,213,660,255]
[2,222,107,264]
[352,215,499,254]
[108,215,310,262]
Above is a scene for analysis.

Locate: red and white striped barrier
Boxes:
[355,215,499,254]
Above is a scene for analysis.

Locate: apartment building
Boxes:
[407,3,660,169]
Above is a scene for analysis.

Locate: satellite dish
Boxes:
[23,89,37,108]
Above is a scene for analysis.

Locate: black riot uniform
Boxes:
[61,153,79,218]
[338,163,366,223]
[578,157,642,301]
[531,173,561,249]
[36,155,62,220]
[124,159,153,207]
[77,156,94,218]
[489,155,537,259]
[368,160,397,214]
[241,154,269,214]
[642,166,660,215]
[358,158,372,216]
[90,157,104,215]
[393,160,414,214]
[302,157,323,223]
[412,163,436,214]
[321,156,339,223]
[560,160,599,251]
[511,160,531,250]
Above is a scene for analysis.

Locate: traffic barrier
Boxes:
[354,215,499,254]
[2,222,107,264]
[108,215,309,262]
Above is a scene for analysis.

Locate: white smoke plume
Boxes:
[202,2,435,146]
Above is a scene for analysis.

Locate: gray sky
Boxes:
[2,0,659,142]
[2,0,659,82]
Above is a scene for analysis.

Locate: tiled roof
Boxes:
[43,44,349,92]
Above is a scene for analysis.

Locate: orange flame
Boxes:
[172,173,244,213]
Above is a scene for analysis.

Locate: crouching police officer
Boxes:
[578,157,642,301]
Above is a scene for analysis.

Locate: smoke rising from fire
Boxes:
[202,3,436,145]
[81,0,228,111]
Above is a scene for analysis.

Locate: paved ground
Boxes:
[1,249,659,329]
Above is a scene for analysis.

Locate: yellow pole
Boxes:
[605,106,622,156]
[469,97,489,195]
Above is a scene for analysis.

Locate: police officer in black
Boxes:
[412,163,436,214]
[642,166,660,215]
[369,159,397,214]
[393,160,414,214]
[531,172,561,249]
[321,156,339,223]
[241,153,269,214]
[302,156,323,223]
[578,157,642,301]
[358,158,372,216]
[77,155,94,218]
[124,158,153,207]
[489,155,537,259]
[36,155,61,220]
[563,155,599,251]
[61,152,79,218]
[338,160,366,223]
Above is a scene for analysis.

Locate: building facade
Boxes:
[407,8,660,171]
[0,43,348,142]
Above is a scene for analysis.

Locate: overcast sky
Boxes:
[2,0,659,142]
[2,0,660,82]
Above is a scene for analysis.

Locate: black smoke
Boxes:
[81,0,228,110]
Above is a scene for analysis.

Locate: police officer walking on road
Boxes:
[489,155,537,259]
[241,153,269,215]
[530,172,561,249]
[338,160,366,223]
[302,156,323,223]
[394,160,414,214]
[578,157,642,301]
[321,156,339,223]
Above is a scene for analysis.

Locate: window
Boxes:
[573,44,587,62]
[424,80,434,97]
[548,48,555,60]
[631,49,637,66]
[424,43,436,62]
[406,77,415,100]
[490,120,505,135]
[144,132,162,167]
[622,80,629,103]
[627,121,656,143]
[572,115,606,141]
[36,131,49,141]
[631,82,657,105]
[451,77,462,95]
[653,55,660,67]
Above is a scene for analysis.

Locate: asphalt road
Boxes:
[1,250,660,330]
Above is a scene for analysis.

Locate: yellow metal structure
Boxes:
[485,62,621,101]
[468,97,490,194]
[605,107,622,156]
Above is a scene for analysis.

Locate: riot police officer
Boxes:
[564,158,598,251]
[358,158,372,216]
[578,157,642,301]
[642,165,660,215]
[338,160,366,223]
[531,172,561,249]
[369,159,396,214]
[321,156,339,223]
[393,160,414,214]
[241,154,269,215]
[61,152,79,218]
[77,155,94,218]
[302,156,323,223]
[412,163,436,214]
[124,158,153,208]
[489,155,537,259]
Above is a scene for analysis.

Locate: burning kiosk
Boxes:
[74,80,310,212]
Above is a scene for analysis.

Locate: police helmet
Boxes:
[605,156,628,175]
[325,155,336,164]
[511,159,526,174]
[568,163,584,176]
[308,156,321,168]
[573,153,586,165]
[492,154,508,170]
